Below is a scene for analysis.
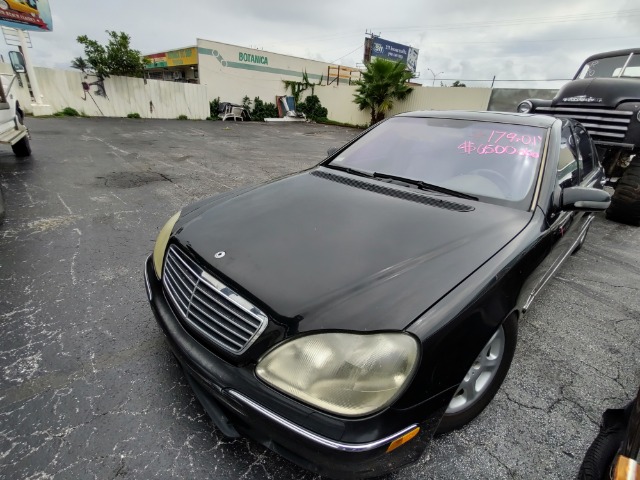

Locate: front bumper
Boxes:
[144,255,443,479]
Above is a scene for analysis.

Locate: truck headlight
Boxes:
[256,332,419,417]
[517,100,533,113]
[153,211,181,278]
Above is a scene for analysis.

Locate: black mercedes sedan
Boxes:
[144,111,610,478]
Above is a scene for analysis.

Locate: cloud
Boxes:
[3,0,637,90]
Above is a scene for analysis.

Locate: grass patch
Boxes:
[315,117,367,129]
[54,107,81,117]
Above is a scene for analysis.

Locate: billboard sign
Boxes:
[0,0,53,32]
[145,48,198,69]
[369,37,419,72]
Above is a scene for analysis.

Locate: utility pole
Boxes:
[427,68,444,87]
[363,30,380,64]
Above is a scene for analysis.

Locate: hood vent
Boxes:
[312,170,474,212]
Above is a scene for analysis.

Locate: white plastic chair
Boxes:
[220,105,244,121]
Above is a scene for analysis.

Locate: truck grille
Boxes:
[535,106,633,144]
[162,245,268,354]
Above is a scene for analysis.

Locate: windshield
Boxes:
[327,116,546,209]
[576,53,640,79]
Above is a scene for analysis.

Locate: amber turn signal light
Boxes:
[386,427,420,453]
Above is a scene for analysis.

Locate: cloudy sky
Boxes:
[5,0,640,88]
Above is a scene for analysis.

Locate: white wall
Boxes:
[313,85,370,126]
[0,64,209,119]
[313,84,493,126]
[0,57,530,125]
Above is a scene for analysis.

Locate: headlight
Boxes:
[517,100,533,113]
[256,332,419,417]
[153,211,181,278]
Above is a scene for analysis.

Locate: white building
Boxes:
[144,38,362,105]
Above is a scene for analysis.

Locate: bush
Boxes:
[297,95,328,121]
[55,107,80,117]
[127,112,141,119]
[177,115,188,120]
[242,95,252,110]
[251,97,278,121]
[210,97,220,117]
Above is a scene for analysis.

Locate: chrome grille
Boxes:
[162,245,268,354]
[535,106,633,143]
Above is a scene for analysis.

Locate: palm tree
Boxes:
[70,57,89,73]
[353,58,414,126]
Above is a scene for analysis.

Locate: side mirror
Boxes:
[327,147,338,157]
[561,187,610,212]
[9,51,26,74]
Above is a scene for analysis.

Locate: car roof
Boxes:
[396,110,557,128]
[582,48,640,63]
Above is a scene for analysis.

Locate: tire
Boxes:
[437,315,518,434]
[606,156,640,226]
[12,110,31,157]
[577,402,633,480]
[12,135,31,157]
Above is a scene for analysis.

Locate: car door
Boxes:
[522,119,587,311]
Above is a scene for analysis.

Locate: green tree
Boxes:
[75,30,148,79]
[353,58,414,126]
[451,80,467,87]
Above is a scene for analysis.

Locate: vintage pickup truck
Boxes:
[518,48,640,225]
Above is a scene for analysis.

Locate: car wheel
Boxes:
[437,315,518,434]
[12,111,31,158]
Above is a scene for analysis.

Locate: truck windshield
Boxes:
[576,53,640,79]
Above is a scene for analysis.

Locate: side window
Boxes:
[558,123,579,188]
[573,125,596,180]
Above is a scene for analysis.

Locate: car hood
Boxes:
[553,78,640,107]
[173,168,532,332]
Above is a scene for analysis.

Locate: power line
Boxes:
[424,35,640,46]
[330,44,363,64]
[434,78,571,82]
[376,8,640,33]
[257,8,640,50]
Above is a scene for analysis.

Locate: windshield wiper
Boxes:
[326,164,374,178]
[372,172,478,201]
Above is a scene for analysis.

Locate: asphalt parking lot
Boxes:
[0,117,638,479]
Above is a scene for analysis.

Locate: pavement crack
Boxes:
[158,173,174,183]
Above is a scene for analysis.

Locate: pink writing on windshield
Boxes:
[487,130,543,146]
[458,141,539,158]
